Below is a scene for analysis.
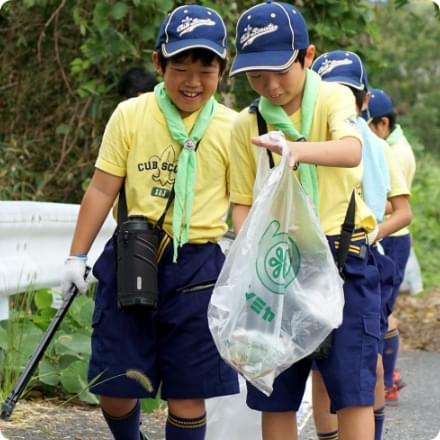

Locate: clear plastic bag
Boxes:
[208,132,344,395]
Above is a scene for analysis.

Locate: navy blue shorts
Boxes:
[88,238,239,400]
[247,232,381,412]
[381,234,411,311]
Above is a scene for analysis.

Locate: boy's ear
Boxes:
[361,93,370,112]
[304,45,316,68]
[152,51,163,75]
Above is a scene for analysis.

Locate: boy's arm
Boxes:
[251,136,362,169]
[376,195,412,241]
[69,169,123,255]
[231,203,251,234]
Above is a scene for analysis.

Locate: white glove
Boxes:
[62,256,89,296]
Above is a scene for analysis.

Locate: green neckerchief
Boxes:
[258,69,321,212]
[386,124,406,146]
[154,82,217,262]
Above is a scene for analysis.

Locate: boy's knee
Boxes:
[167,398,205,419]
[100,396,138,417]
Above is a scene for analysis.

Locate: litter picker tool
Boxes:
[0,267,90,420]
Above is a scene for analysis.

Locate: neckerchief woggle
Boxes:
[154,82,217,262]
[258,69,321,213]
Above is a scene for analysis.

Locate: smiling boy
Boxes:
[62,5,238,439]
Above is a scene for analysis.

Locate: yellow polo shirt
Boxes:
[230,81,376,236]
[96,92,236,243]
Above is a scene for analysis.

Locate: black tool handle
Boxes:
[0,267,90,420]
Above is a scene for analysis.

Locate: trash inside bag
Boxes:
[209,132,344,395]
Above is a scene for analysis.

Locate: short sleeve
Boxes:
[95,103,132,177]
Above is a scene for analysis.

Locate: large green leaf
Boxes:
[67,295,93,330]
[60,359,89,394]
[38,359,60,386]
[34,289,53,310]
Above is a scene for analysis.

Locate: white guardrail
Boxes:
[0,201,116,320]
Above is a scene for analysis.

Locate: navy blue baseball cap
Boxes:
[311,50,368,91]
[230,1,309,76]
[367,88,395,119]
[155,5,227,59]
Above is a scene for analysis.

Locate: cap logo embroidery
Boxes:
[240,23,278,49]
[177,16,216,36]
[317,58,353,76]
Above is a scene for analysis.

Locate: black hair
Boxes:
[157,48,227,76]
[370,113,397,132]
[347,86,368,112]
[295,49,307,67]
[118,67,158,99]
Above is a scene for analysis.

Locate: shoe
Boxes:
[385,384,399,404]
[393,368,407,390]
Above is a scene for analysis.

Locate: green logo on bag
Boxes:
[256,220,301,294]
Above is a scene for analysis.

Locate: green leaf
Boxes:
[79,389,99,404]
[93,2,111,30]
[60,359,89,394]
[67,295,93,329]
[55,332,91,356]
[140,396,162,412]
[111,2,129,20]
[34,289,52,310]
[39,359,60,386]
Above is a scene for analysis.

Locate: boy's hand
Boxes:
[251,131,300,169]
[62,256,89,296]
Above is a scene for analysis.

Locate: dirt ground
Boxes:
[1,290,440,440]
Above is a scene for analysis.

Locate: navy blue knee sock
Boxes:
[102,400,141,440]
[374,406,385,440]
[317,430,339,439]
[166,412,206,440]
[383,328,399,387]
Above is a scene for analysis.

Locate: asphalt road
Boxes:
[1,352,439,439]
[300,351,440,440]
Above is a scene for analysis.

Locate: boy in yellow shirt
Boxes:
[229,3,381,439]
[61,5,238,440]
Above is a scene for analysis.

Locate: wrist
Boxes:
[66,254,88,261]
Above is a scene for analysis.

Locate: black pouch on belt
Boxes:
[115,183,175,310]
[116,216,160,309]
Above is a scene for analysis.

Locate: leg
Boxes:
[246,360,311,440]
[166,399,207,440]
[262,411,297,440]
[374,356,385,440]
[89,242,159,440]
[337,406,374,440]
[100,396,141,440]
[383,315,400,389]
[312,369,338,439]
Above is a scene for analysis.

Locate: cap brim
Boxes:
[322,76,366,91]
[161,39,226,59]
[229,50,298,77]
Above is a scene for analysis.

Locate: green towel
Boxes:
[258,69,321,212]
[154,82,217,261]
